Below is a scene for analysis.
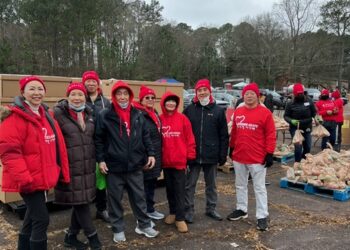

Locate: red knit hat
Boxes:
[82,71,100,85]
[195,79,211,93]
[331,89,341,99]
[293,83,304,96]
[19,75,46,92]
[242,82,260,97]
[66,82,87,96]
[139,85,156,101]
[321,89,329,96]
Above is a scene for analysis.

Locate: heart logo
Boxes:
[162,125,171,135]
[235,115,245,124]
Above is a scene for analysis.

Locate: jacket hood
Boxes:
[0,106,12,122]
[160,91,180,115]
[111,80,134,108]
[332,90,341,99]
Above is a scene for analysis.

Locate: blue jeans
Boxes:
[321,121,336,150]
[290,127,312,162]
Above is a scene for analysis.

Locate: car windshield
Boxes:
[306,89,320,94]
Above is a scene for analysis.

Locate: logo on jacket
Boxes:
[235,115,259,131]
[162,125,180,138]
[42,128,55,144]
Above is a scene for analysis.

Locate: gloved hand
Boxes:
[264,153,274,168]
[291,119,299,126]
[219,158,226,166]
[229,147,234,158]
[187,159,196,166]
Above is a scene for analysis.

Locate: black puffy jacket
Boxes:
[95,105,155,173]
[86,93,111,119]
[284,96,317,131]
[183,101,229,165]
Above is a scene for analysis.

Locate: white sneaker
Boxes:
[113,232,126,242]
[147,210,165,220]
[135,226,159,238]
[136,219,155,228]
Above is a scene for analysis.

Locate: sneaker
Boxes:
[136,220,155,228]
[135,226,159,238]
[226,210,248,221]
[147,210,165,220]
[257,217,269,231]
[96,210,110,223]
[113,232,126,242]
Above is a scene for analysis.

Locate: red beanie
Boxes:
[293,83,304,96]
[82,71,100,85]
[321,89,329,96]
[331,89,341,99]
[66,82,87,96]
[139,85,156,101]
[242,82,260,97]
[19,75,46,92]
[195,79,211,93]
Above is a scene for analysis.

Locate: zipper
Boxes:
[199,106,204,164]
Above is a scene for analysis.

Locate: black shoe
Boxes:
[64,233,87,250]
[96,210,110,223]
[257,217,269,231]
[88,233,102,250]
[205,210,223,221]
[226,210,248,221]
[185,213,193,224]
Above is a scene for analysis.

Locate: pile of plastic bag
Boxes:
[282,148,350,190]
[274,144,294,156]
[273,115,289,130]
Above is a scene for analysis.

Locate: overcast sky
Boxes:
[146,0,277,28]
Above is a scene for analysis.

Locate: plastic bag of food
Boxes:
[311,125,330,138]
[292,129,304,145]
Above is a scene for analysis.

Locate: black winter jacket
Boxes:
[141,110,162,180]
[183,101,229,165]
[54,100,96,205]
[95,105,155,173]
[86,94,111,119]
[284,97,317,131]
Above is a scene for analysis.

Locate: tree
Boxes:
[320,0,350,87]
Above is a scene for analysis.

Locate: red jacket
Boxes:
[0,100,69,193]
[332,91,344,123]
[230,105,276,164]
[160,92,196,170]
[316,99,337,121]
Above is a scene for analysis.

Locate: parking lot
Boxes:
[1,142,350,250]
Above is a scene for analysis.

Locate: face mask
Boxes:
[118,102,129,109]
[69,103,85,112]
[199,96,210,106]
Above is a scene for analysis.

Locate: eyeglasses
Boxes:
[145,96,155,100]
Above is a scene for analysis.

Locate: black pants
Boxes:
[20,191,49,241]
[95,189,107,212]
[144,178,157,213]
[164,168,186,221]
[69,204,96,237]
[337,122,343,145]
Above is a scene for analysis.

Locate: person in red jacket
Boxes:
[160,92,196,233]
[331,89,344,151]
[316,89,338,150]
[227,83,276,231]
[0,76,70,250]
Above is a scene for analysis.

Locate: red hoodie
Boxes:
[332,90,344,123]
[230,104,276,164]
[111,81,133,136]
[315,99,337,121]
[160,91,196,170]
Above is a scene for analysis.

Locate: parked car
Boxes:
[260,89,285,110]
[305,88,320,102]
[183,93,195,109]
[212,92,237,109]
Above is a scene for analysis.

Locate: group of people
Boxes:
[0,74,281,250]
[284,83,345,163]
